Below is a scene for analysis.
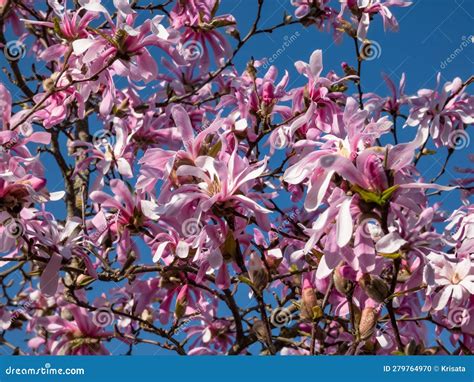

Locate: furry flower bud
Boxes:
[300,279,321,321]
[251,319,268,342]
[333,263,354,295]
[358,307,378,340]
[248,253,269,293]
[359,274,390,303]
[174,285,188,320]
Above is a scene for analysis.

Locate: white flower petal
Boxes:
[336,197,353,247]
[176,241,189,259]
[375,231,407,253]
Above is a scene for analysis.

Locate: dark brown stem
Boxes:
[386,258,404,352]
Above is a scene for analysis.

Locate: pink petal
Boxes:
[309,49,323,78]
[40,252,62,296]
[171,105,194,152]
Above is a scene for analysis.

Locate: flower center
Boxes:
[207,179,221,196]
[451,273,462,285]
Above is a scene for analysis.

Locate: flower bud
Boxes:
[42,73,58,92]
[251,319,268,342]
[265,248,283,270]
[358,307,378,340]
[404,339,417,355]
[246,59,257,80]
[262,81,274,106]
[248,253,269,293]
[359,274,390,303]
[333,263,354,295]
[364,154,388,192]
[300,279,321,321]
[174,285,188,320]
[342,62,357,76]
[220,231,237,262]
[141,309,153,324]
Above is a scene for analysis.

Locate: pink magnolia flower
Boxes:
[290,0,337,34]
[272,50,365,149]
[365,72,407,118]
[137,105,225,192]
[283,101,391,213]
[445,205,474,254]
[220,64,290,127]
[33,72,86,128]
[90,179,159,237]
[72,13,181,83]
[406,74,474,147]
[29,305,112,355]
[27,217,96,296]
[184,298,234,353]
[424,254,474,311]
[340,0,412,40]
[170,0,235,74]
[168,149,271,230]
[72,121,134,192]
[23,6,97,61]
[291,0,331,19]
[374,205,444,256]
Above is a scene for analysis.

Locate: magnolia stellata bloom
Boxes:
[29,305,112,355]
[406,74,474,147]
[424,255,474,311]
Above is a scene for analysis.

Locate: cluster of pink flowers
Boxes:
[0,0,472,356]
